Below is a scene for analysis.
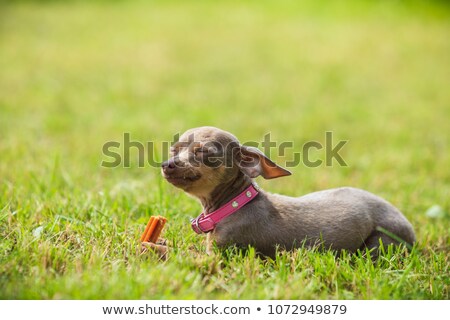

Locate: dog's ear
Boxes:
[235,145,291,179]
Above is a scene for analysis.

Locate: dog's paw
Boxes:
[141,239,169,260]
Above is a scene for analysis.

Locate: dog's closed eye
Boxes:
[194,148,208,155]
[170,147,179,156]
[194,144,220,156]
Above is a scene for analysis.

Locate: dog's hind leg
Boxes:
[359,230,401,258]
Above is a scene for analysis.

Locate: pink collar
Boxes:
[191,183,260,234]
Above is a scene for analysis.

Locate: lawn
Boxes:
[0,0,449,299]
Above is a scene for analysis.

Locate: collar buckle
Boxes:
[190,213,205,234]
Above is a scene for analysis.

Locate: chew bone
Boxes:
[141,216,167,243]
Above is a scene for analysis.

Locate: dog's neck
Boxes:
[198,172,253,213]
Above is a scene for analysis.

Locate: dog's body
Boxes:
[211,186,415,256]
[153,126,415,257]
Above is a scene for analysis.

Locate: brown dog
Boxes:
[145,126,415,258]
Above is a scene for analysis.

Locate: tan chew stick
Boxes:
[140,216,155,242]
[140,216,168,243]
[144,217,159,242]
[149,217,167,243]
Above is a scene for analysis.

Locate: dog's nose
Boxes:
[162,158,177,174]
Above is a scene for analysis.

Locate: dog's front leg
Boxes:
[141,239,169,260]
[206,233,213,255]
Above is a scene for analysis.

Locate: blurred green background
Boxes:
[0,0,449,299]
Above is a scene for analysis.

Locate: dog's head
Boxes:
[161,127,290,198]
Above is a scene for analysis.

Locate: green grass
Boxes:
[0,0,449,299]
